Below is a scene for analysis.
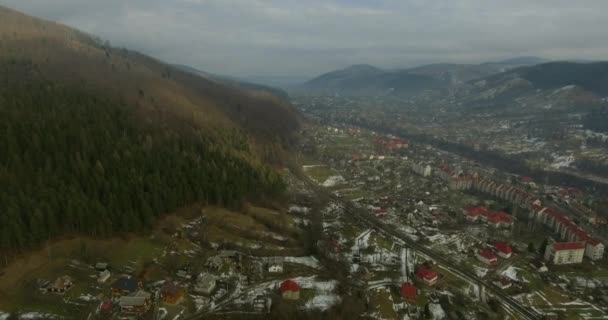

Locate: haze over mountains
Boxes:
[295,56,604,95]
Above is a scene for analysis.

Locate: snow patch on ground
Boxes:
[429,303,447,319]
[302,165,326,170]
[502,266,520,282]
[322,175,345,187]
[293,217,310,226]
[552,85,576,94]
[288,205,310,214]
[284,256,320,269]
[468,284,481,301]
[353,229,372,251]
[158,308,168,320]
[18,313,60,319]
[475,266,489,278]
[78,294,97,302]
[550,153,575,169]
[305,294,341,311]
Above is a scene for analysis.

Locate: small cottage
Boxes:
[98,270,111,284]
[111,276,139,297]
[401,283,417,303]
[267,262,284,273]
[160,280,185,304]
[49,276,73,294]
[194,273,217,295]
[95,262,109,272]
[119,290,151,314]
[280,279,300,300]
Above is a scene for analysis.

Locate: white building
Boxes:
[194,273,217,295]
[267,263,284,273]
[412,163,432,177]
[544,242,585,265]
[98,270,111,284]
[585,240,605,261]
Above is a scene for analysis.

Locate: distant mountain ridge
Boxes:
[447,61,608,114]
[487,56,549,66]
[173,64,290,100]
[296,56,551,96]
[298,64,441,95]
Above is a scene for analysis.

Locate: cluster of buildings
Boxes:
[38,275,74,295]
[411,162,432,177]
[476,242,514,266]
[415,268,439,286]
[375,137,409,150]
[531,207,605,262]
[544,242,586,265]
[109,276,152,315]
[435,162,604,263]
[464,207,514,228]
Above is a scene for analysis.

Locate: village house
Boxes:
[267,262,284,273]
[194,273,217,295]
[530,260,549,273]
[401,282,417,303]
[493,277,512,290]
[373,208,388,217]
[95,262,109,272]
[412,162,432,177]
[49,276,73,294]
[494,242,513,259]
[111,276,139,297]
[464,207,513,228]
[37,279,50,293]
[376,137,409,150]
[206,256,223,271]
[176,269,191,280]
[585,239,605,261]
[100,301,112,315]
[477,249,498,266]
[118,290,151,314]
[487,213,513,228]
[544,242,585,265]
[280,279,301,300]
[416,268,438,286]
[160,280,185,304]
[98,269,111,284]
[253,295,271,313]
[464,206,485,222]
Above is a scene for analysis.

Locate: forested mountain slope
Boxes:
[0,6,300,264]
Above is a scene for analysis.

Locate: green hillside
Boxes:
[0,6,299,264]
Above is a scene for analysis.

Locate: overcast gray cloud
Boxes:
[2,0,608,78]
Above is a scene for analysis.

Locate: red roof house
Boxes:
[279,280,301,300]
[416,268,438,286]
[477,249,498,265]
[400,283,417,302]
[464,207,487,222]
[494,242,513,259]
[373,208,388,217]
[101,301,112,314]
[487,212,513,228]
[553,242,585,251]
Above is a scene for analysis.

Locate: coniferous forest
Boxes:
[0,82,286,264]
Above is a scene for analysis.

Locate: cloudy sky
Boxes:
[2,0,607,78]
